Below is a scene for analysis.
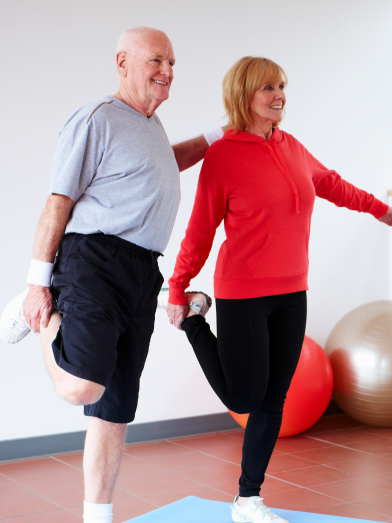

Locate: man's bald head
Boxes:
[116,27,170,54]
[114,26,175,117]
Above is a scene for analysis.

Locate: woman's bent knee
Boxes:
[227,387,268,414]
[56,377,105,406]
[228,396,259,415]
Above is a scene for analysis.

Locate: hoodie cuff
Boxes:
[168,284,189,305]
[368,198,388,219]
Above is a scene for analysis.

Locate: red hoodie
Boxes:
[169,129,387,304]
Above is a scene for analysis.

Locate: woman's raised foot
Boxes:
[185,291,212,318]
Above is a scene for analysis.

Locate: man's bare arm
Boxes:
[172,135,209,172]
[24,194,75,332]
[32,194,75,261]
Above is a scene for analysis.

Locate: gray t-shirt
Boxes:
[50,96,181,253]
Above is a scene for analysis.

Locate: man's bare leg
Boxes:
[84,417,128,503]
[41,313,121,522]
[40,311,104,405]
[40,311,64,380]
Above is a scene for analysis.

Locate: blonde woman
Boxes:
[166,57,392,523]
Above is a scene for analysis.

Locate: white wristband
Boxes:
[203,126,224,146]
[26,259,54,287]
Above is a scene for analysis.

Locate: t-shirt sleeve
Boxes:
[49,113,103,202]
[168,148,227,304]
[296,140,388,219]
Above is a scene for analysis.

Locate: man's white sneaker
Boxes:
[157,287,169,309]
[185,291,212,317]
[0,288,31,344]
[231,495,289,523]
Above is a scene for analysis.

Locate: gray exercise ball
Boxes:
[325,301,392,427]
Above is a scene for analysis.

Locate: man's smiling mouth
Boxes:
[153,80,167,85]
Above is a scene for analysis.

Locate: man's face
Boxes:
[125,32,175,111]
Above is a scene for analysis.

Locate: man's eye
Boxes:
[169,62,174,67]
[153,59,161,63]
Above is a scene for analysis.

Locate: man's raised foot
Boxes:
[0,288,31,344]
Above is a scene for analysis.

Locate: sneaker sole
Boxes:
[232,510,252,523]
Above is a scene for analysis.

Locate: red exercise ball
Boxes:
[229,336,334,438]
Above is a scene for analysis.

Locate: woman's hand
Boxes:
[167,303,189,330]
[379,207,392,226]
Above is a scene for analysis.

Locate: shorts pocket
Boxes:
[76,236,118,265]
[54,254,72,274]
[247,230,309,279]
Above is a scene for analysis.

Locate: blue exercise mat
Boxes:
[124,496,388,522]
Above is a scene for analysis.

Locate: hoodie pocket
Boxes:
[247,230,309,279]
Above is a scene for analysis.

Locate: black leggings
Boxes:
[181,291,307,497]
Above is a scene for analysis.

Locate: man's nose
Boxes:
[160,60,173,77]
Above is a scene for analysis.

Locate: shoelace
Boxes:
[188,299,203,314]
[10,316,29,333]
[0,317,28,343]
[253,498,279,520]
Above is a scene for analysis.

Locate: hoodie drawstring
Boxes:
[266,142,300,214]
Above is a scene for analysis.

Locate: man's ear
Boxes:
[116,52,128,77]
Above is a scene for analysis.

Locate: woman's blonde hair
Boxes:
[223,56,287,132]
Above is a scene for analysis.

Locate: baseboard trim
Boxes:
[0,400,344,463]
[0,412,238,462]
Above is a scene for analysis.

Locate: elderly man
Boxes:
[0,27,222,523]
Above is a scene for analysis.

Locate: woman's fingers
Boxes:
[175,309,186,330]
[166,303,176,325]
[166,303,188,330]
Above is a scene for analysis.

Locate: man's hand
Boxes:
[379,206,392,226]
[23,193,74,333]
[167,302,188,330]
[23,285,53,333]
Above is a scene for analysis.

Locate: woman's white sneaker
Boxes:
[231,496,289,523]
[0,288,31,344]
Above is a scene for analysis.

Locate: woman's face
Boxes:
[248,79,286,126]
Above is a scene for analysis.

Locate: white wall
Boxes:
[0,0,391,441]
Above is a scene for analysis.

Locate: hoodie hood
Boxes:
[222,127,283,144]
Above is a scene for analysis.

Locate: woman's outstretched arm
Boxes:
[297,140,389,219]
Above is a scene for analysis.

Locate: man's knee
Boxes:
[56,376,105,406]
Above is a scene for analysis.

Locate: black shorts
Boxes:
[51,233,164,424]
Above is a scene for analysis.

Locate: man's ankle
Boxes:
[83,501,113,523]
